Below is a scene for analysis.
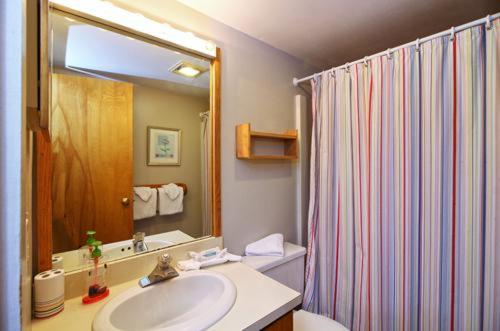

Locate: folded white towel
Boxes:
[245,233,284,257]
[158,183,184,215]
[134,187,153,202]
[177,247,242,271]
[133,187,157,220]
[163,183,181,199]
[177,259,202,271]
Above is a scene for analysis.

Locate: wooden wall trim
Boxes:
[34,130,52,273]
[211,47,222,237]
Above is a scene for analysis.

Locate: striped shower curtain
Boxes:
[304,19,500,331]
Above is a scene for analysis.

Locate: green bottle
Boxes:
[91,241,102,259]
[86,230,96,246]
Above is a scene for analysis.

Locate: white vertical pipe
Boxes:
[294,94,308,246]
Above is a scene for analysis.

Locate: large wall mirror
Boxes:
[35,3,221,273]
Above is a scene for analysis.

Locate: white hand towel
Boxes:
[177,259,202,271]
[163,183,181,200]
[158,183,184,215]
[245,233,284,257]
[133,187,157,220]
[134,187,153,202]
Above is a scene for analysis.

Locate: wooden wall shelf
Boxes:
[236,123,298,160]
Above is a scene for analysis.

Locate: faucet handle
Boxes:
[158,253,172,267]
[133,232,145,242]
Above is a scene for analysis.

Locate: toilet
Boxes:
[242,242,349,330]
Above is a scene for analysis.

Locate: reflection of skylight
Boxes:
[62,25,210,89]
[169,61,207,78]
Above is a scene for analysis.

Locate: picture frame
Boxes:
[147,126,181,166]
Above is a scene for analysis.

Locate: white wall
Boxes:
[0,0,25,330]
[112,0,317,254]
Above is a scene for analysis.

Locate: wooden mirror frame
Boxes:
[33,4,221,273]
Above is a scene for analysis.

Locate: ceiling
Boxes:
[51,12,210,97]
[178,0,500,68]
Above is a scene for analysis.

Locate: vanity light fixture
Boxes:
[169,61,207,78]
[49,0,217,58]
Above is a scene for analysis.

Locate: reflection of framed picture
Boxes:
[147,126,181,166]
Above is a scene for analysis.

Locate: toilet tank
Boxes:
[242,242,306,294]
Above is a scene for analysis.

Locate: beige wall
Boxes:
[133,84,209,238]
[113,0,318,254]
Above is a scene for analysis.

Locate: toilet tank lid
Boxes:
[242,242,306,273]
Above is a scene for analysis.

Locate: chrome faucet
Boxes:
[138,253,179,288]
[133,232,148,253]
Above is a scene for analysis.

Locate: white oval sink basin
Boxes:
[93,270,236,331]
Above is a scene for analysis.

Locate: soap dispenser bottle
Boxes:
[79,230,96,266]
[82,240,109,304]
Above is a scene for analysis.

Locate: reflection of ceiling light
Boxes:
[64,17,75,22]
[177,66,200,77]
[49,0,217,58]
[170,61,207,78]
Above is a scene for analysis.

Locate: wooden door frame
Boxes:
[210,48,221,238]
[34,4,222,273]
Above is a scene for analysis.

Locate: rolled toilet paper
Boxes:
[34,269,65,318]
[51,256,64,269]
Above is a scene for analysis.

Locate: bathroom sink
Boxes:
[93,270,237,331]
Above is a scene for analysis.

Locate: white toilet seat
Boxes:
[293,309,349,331]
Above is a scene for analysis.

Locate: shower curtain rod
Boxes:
[293,13,500,86]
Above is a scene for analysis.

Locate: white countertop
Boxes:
[32,262,301,331]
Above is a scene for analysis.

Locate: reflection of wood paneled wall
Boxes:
[51,73,133,252]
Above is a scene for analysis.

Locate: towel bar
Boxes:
[135,183,188,196]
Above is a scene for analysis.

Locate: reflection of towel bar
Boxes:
[136,183,187,196]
